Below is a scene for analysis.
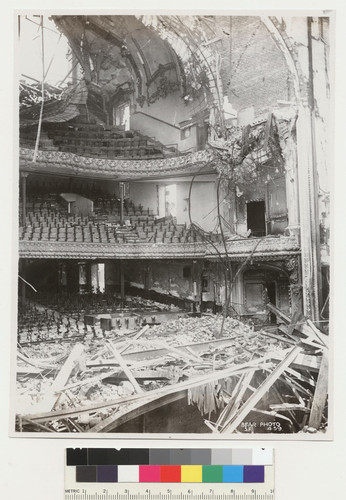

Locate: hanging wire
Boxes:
[32,16,45,163]
[44,33,62,81]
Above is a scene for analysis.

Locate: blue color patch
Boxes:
[223,465,244,483]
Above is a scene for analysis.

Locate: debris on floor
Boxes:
[16,303,328,434]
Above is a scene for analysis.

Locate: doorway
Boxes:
[247,201,266,236]
[243,267,290,324]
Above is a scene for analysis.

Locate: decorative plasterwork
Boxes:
[19,235,300,260]
[19,147,215,180]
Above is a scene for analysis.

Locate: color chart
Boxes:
[65,448,275,500]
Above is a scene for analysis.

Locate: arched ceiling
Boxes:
[51,15,223,114]
[52,16,183,106]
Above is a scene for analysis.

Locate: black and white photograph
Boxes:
[14,12,332,437]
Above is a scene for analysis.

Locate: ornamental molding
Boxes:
[19,235,300,260]
[19,147,215,180]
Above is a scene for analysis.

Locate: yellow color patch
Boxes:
[181,465,203,483]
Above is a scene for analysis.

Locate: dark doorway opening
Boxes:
[247,201,266,236]
[266,281,277,323]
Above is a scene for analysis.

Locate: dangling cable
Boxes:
[32,16,45,163]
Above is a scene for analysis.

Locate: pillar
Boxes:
[120,261,125,304]
[21,172,29,223]
[78,261,87,294]
[296,105,320,320]
[119,182,124,226]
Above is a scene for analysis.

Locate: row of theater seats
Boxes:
[20,210,207,244]
[17,302,84,344]
[17,290,174,343]
[21,197,153,216]
[19,195,213,243]
[20,121,165,160]
[32,291,164,318]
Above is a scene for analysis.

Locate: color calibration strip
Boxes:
[74,464,264,483]
[66,448,273,484]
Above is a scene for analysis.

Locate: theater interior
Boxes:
[16,14,330,434]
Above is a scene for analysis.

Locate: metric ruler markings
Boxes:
[65,494,274,500]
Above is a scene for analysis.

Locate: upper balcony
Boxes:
[19,206,300,260]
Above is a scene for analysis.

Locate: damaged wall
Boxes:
[120,259,223,306]
[130,92,203,151]
[124,259,195,300]
[216,16,293,120]
[175,180,218,232]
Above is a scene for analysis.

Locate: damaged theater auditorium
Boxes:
[16,14,331,434]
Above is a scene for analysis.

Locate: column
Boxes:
[21,172,29,223]
[120,260,125,304]
[78,261,87,294]
[119,182,124,226]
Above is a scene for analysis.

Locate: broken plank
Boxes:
[106,340,143,394]
[267,303,291,324]
[31,343,84,413]
[103,367,181,383]
[87,390,187,433]
[24,351,284,424]
[56,368,123,393]
[285,367,316,387]
[17,365,42,375]
[269,403,309,412]
[279,372,313,398]
[128,339,206,365]
[86,355,171,370]
[308,351,329,430]
[260,328,297,345]
[119,325,150,355]
[267,305,319,344]
[86,337,244,365]
[17,351,57,371]
[20,416,57,433]
[306,319,329,348]
[270,352,321,372]
[217,369,256,428]
[221,345,302,433]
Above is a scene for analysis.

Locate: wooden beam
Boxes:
[308,351,329,430]
[17,351,57,371]
[20,416,56,433]
[306,319,329,348]
[270,352,321,372]
[87,391,187,433]
[17,366,42,375]
[267,302,291,324]
[119,325,150,355]
[217,370,255,428]
[106,341,143,394]
[56,368,124,393]
[221,345,302,433]
[87,337,249,365]
[269,403,309,412]
[24,352,281,423]
[31,343,84,413]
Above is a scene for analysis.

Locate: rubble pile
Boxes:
[16,305,328,435]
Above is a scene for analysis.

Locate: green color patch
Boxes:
[202,465,223,483]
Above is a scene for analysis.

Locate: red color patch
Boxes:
[160,465,181,483]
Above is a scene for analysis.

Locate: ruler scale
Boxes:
[65,449,274,500]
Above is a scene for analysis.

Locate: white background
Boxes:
[1,2,345,499]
